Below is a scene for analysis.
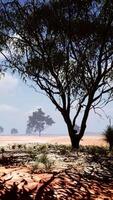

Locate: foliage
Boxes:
[26,108,54,135]
[0,0,113,148]
[103,125,113,151]
[11,128,18,135]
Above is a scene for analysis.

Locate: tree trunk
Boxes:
[62,112,80,149]
[67,122,80,149]
[69,132,80,149]
[62,96,93,149]
[78,96,93,141]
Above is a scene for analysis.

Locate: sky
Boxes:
[0,1,112,137]
[0,72,113,136]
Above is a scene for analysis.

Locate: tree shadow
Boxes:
[0,168,112,200]
[85,150,113,183]
[0,182,33,200]
[0,146,113,199]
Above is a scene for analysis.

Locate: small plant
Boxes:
[39,153,48,164]
[36,153,54,171]
[103,125,113,151]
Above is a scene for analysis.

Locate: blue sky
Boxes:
[0,72,113,136]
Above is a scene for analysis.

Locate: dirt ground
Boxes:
[0,135,107,147]
[0,135,112,200]
[0,166,113,200]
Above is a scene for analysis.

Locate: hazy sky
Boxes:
[0,1,112,136]
[0,72,113,136]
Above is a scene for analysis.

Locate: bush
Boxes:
[36,153,54,171]
[103,125,113,151]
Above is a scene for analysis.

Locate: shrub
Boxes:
[103,125,113,151]
[36,153,54,171]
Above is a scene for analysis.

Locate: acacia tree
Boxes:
[26,108,55,136]
[0,0,113,148]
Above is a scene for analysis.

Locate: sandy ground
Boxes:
[0,135,107,147]
[0,136,112,200]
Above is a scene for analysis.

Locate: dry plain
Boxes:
[0,135,107,147]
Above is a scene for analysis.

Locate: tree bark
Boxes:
[69,131,80,149]
[62,95,94,149]
[66,98,93,149]
[78,95,94,142]
[64,115,80,149]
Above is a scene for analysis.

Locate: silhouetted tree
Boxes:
[11,128,18,135]
[0,0,113,148]
[103,125,113,151]
[26,108,54,136]
[0,126,4,134]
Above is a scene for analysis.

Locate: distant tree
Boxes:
[26,108,55,136]
[11,128,18,135]
[103,125,113,151]
[0,126,4,134]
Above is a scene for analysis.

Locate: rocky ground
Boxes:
[0,143,113,199]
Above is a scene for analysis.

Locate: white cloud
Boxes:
[0,104,19,112]
[0,73,18,94]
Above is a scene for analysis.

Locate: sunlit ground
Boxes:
[0,135,107,147]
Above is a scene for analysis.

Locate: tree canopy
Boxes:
[0,0,113,148]
[26,108,55,136]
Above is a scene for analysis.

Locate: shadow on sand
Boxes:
[0,167,113,200]
[0,146,113,199]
